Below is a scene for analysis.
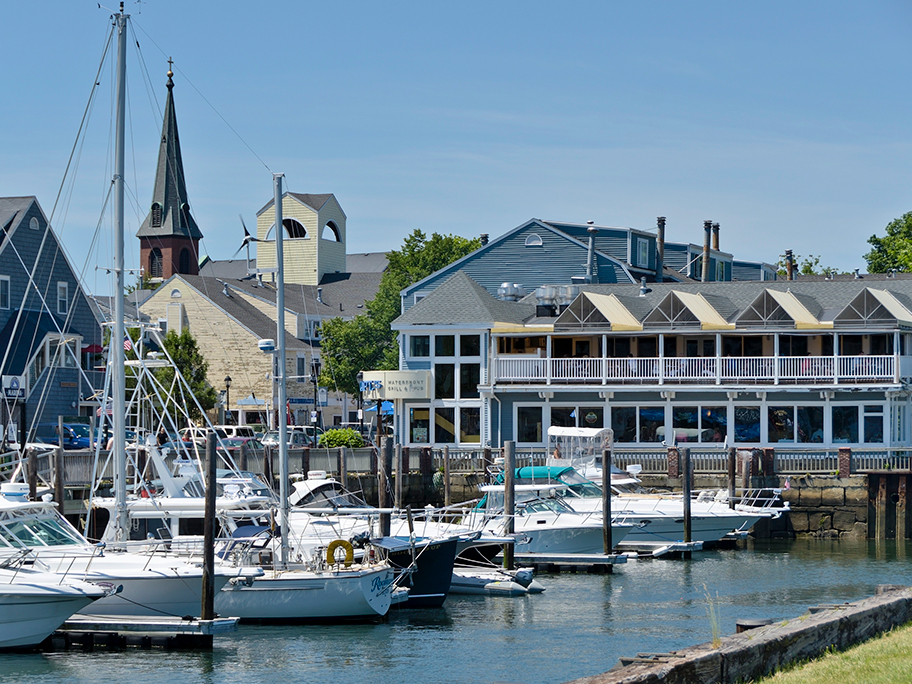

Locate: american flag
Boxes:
[123,336,133,351]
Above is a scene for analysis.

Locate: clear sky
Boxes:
[3,1,910,294]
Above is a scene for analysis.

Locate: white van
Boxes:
[213,425,257,440]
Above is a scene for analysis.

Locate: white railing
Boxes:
[495,354,897,385]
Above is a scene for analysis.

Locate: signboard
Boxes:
[360,371,430,400]
[318,387,328,407]
[2,375,25,399]
[288,397,315,405]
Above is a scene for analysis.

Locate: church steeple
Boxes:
[137,61,202,280]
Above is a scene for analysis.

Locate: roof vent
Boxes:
[557,285,580,311]
[317,287,324,303]
[854,268,861,280]
[534,286,558,317]
[639,276,652,297]
[497,282,523,301]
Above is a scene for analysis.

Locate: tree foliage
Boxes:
[865,212,912,273]
[318,229,481,392]
[318,428,364,448]
[154,329,217,423]
[775,253,836,277]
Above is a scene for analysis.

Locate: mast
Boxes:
[274,173,289,567]
[112,3,129,541]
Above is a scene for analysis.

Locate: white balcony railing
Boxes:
[494,354,898,386]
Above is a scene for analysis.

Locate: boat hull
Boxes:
[215,565,395,622]
[506,520,632,555]
[0,579,104,649]
[380,536,458,608]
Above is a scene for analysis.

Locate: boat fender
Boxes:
[326,539,354,567]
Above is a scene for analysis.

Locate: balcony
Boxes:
[494,354,902,386]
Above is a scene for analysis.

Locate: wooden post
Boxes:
[602,447,613,554]
[727,447,737,510]
[264,445,273,490]
[394,443,403,509]
[55,447,65,510]
[503,441,515,570]
[682,447,692,549]
[339,446,348,490]
[838,447,852,479]
[876,475,888,540]
[483,446,492,475]
[379,437,392,536]
[667,446,681,479]
[239,440,248,472]
[897,475,907,542]
[443,445,451,508]
[201,433,217,621]
[28,448,37,501]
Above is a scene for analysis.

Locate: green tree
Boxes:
[154,329,217,423]
[865,212,912,273]
[775,253,837,277]
[318,229,481,389]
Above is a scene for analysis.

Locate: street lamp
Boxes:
[224,375,232,424]
[310,357,321,430]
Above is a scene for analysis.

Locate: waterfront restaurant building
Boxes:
[390,271,912,452]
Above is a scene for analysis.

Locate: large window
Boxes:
[410,335,430,357]
[434,364,455,399]
[460,334,480,356]
[435,408,455,443]
[636,238,649,267]
[832,406,858,443]
[734,406,761,443]
[435,335,455,356]
[409,408,430,443]
[0,276,9,310]
[552,406,603,429]
[517,406,542,443]
[863,405,884,444]
[611,406,664,443]
[459,364,480,399]
[669,406,726,443]
[460,407,480,443]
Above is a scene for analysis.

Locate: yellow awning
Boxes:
[673,291,735,330]
[491,323,554,334]
[582,293,643,331]
[767,289,833,329]
[866,288,912,327]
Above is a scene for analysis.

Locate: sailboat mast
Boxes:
[112,3,129,541]
[274,173,289,567]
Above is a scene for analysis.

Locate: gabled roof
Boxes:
[0,310,75,375]
[643,291,735,330]
[256,192,342,217]
[554,292,642,331]
[736,289,831,329]
[394,271,534,328]
[834,288,912,328]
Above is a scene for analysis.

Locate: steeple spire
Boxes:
[137,61,202,279]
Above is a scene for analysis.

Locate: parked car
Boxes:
[261,426,323,448]
[179,426,228,446]
[33,423,93,450]
[212,425,258,440]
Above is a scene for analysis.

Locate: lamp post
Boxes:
[310,356,321,430]
[224,375,232,424]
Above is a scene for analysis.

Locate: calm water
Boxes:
[2,539,911,684]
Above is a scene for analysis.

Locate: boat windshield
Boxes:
[515,470,603,499]
[0,513,85,548]
[295,483,369,509]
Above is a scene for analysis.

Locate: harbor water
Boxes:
[2,539,911,684]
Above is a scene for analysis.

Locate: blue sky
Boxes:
[3,1,910,294]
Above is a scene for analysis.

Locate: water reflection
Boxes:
[2,540,911,684]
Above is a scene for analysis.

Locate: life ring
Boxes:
[326,539,354,567]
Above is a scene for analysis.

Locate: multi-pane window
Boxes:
[410,335,430,357]
[517,406,543,443]
[57,282,68,315]
[0,276,9,310]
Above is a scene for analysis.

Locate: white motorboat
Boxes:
[0,565,107,649]
[0,484,236,618]
[509,465,771,545]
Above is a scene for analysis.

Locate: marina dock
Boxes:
[42,616,239,651]
[513,552,627,573]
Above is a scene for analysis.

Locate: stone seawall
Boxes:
[564,586,912,684]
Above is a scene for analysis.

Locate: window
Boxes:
[410,335,430,357]
[832,406,858,443]
[797,406,824,443]
[517,406,542,443]
[409,408,430,443]
[716,261,725,281]
[179,248,191,273]
[552,406,604,429]
[435,335,455,356]
[56,282,68,315]
[151,203,162,227]
[435,408,455,443]
[149,248,163,278]
[636,238,649,267]
[734,406,761,443]
[864,405,884,444]
[434,363,455,398]
[460,335,480,356]
[322,221,341,241]
[0,276,9,310]
[170,289,182,298]
[460,407,480,443]
[768,406,794,443]
[524,234,543,247]
[297,357,309,383]
[459,363,480,398]
[283,218,308,239]
[29,217,39,230]
[611,406,664,443]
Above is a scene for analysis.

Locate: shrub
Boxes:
[318,428,364,449]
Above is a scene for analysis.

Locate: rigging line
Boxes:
[131,18,272,174]
[130,23,164,123]
[46,21,115,229]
